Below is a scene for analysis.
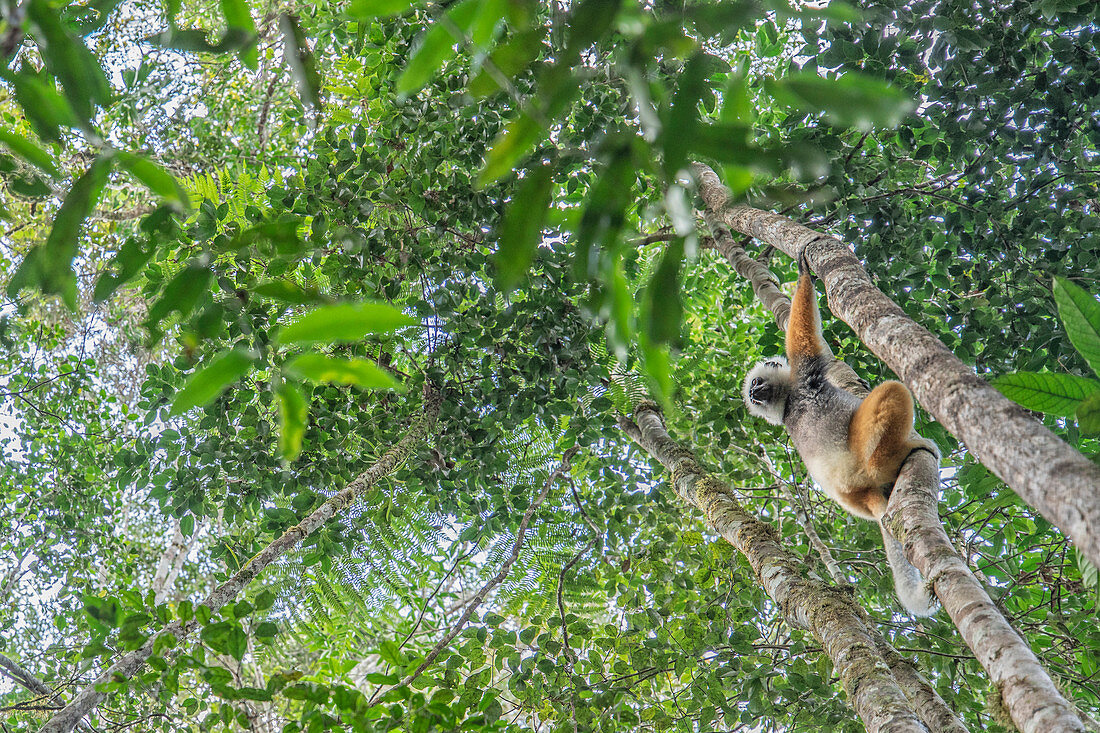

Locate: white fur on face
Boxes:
[743,357,790,426]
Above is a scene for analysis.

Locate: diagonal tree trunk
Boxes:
[41,386,443,733]
[620,405,930,733]
[692,162,1088,733]
[693,164,1100,574]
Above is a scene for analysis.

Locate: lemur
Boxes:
[743,256,940,615]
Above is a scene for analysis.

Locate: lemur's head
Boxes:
[742,357,791,426]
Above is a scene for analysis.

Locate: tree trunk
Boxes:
[887,453,1086,732]
[695,164,1100,574]
[620,405,929,733]
[693,162,1089,733]
[41,386,442,733]
[151,519,185,604]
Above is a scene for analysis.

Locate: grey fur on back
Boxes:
[781,354,861,466]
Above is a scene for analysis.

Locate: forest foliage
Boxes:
[0,0,1098,731]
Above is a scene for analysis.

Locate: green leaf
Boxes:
[252,280,325,304]
[396,0,481,96]
[396,21,459,96]
[280,14,322,109]
[7,155,113,308]
[145,263,213,331]
[253,590,277,611]
[200,621,234,653]
[378,639,406,666]
[276,302,416,345]
[171,348,257,415]
[495,162,554,291]
[180,514,195,537]
[0,126,60,177]
[642,238,684,345]
[284,354,403,390]
[220,0,255,31]
[642,341,673,404]
[254,622,279,639]
[117,152,191,208]
[662,53,709,179]
[766,72,915,130]
[562,0,622,63]
[347,0,416,18]
[1077,393,1100,434]
[226,627,248,661]
[479,113,543,186]
[2,70,82,143]
[1053,277,1100,377]
[83,595,122,627]
[222,220,303,255]
[992,372,1100,416]
[468,28,546,97]
[27,0,112,121]
[221,0,258,67]
[276,382,308,461]
[469,0,506,48]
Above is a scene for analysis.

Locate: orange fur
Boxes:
[786,273,825,364]
[839,486,889,520]
[847,381,922,518]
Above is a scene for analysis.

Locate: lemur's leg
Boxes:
[849,381,917,486]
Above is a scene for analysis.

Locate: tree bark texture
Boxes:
[620,405,930,733]
[151,519,185,604]
[41,386,443,733]
[693,162,1087,733]
[886,453,1086,732]
[695,164,1100,576]
[869,640,968,733]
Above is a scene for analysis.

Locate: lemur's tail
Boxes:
[880,522,937,616]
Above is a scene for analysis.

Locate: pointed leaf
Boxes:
[767,72,915,130]
[276,382,308,461]
[171,348,257,415]
[478,113,543,186]
[642,238,684,344]
[145,263,213,330]
[117,152,191,208]
[221,0,258,67]
[7,155,113,308]
[1053,277,1100,377]
[27,0,112,121]
[992,371,1100,416]
[1077,393,1100,434]
[495,162,554,291]
[396,0,480,96]
[0,126,60,177]
[284,354,402,390]
[280,14,322,109]
[2,70,82,143]
[468,28,545,97]
[276,302,416,345]
[662,53,708,179]
[347,0,416,18]
[252,280,325,304]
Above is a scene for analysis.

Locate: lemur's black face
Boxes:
[748,377,778,405]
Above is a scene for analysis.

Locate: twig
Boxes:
[375,446,579,701]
